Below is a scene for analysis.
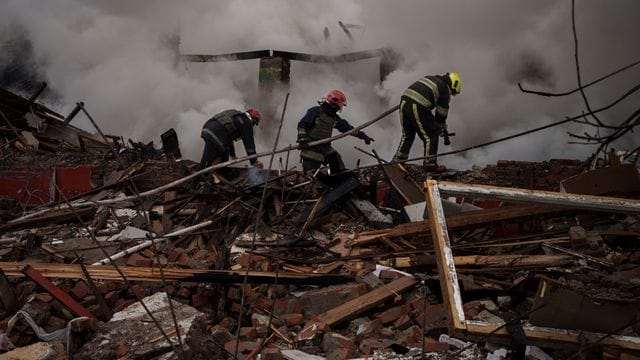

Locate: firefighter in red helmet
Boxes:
[192,108,262,191]
[296,90,374,174]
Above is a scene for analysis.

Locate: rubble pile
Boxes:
[1,86,640,359]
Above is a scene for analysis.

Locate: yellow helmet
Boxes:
[447,72,462,96]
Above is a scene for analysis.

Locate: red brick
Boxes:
[107,281,120,292]
[104,291,119,305]
[251,294,272,312]
[115,343,129,357]
[95,283,109,295]
[130,285,146,299]
[359,338,389,355]
[126,253,147,267]
[219,317,235,331]
[135,258,153,267]
[261,347,283,360]
[230,302,243,313]
[235,253,251,268]
[321,332,356,355]
[167,248,184,263]
[177,287,191,298]
[422,340,449,353]
[164,284,177,296]
[196,286,215,297]
[191,293,208,309]
[408,294,429,311]
[224,340,256,356]
[239,327,258,340]
[192,250,209,261]
[393,313,413,330]
[377,304,409,325]
[415,303,446,329]
[280,313,304,327]
[35,293,53,302]
[396,325,423,348]
[176,253,191,266]
[70,281,90,300]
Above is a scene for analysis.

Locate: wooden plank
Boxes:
[382,164,424,204]
[464,321,640,350]
[561,164,640,196]
[425,180,465,332]
[388,254,574,268]
[352,204,571,245]
[318,275,417,326]
[0,207,97,234]
[0,262,353,286]
[437,181,640,214]
[428,180,640,350]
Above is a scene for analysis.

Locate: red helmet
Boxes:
[247,109,261,125]
[324,89,347,108]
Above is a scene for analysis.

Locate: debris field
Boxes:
[2,84,640,360]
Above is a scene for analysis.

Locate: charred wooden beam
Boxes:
[0,262,354,286]
[0,207,97,234]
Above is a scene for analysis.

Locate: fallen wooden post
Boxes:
[21,264,94,318]
[297,275,417,341]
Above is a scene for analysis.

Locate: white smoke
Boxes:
[1,0,638,169]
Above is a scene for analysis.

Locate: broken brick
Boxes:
[70,281,90,300]
[376,304,409,325]
[130,285,146,299]
[279,313,304,327]
[126,253,147,267]
[261,347,283,360]
[239,326,258,340]
[115,343,129,358]
[177,287,191,299]
[167,248,184,263]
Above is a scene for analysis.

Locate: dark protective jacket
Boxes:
[402,75,451,124]
[201,109,257,162]
[296,103,354,162]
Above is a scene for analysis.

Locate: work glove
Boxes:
[297,141,310,149]
[252,160,264,169]
[438,123,448,136]
[357,131,374,145]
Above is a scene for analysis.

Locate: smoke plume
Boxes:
[0,0,638,169]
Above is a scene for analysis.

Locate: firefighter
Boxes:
[296,89,374,174]
[191,108,262,190]
[392,72,461,172]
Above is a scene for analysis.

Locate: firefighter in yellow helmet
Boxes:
[392,72,461,172]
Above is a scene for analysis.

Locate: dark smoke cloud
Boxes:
[0,26,58,101]
[504,50,555,88]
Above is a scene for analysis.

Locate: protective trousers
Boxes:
[393,98,440,166]
[301,147,345,175]
[190,139,229,191]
